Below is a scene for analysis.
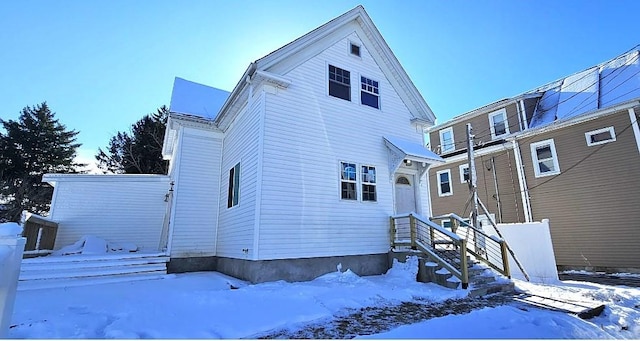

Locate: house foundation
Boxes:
[168,253,390,283]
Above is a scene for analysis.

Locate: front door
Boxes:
[394,174,416,214]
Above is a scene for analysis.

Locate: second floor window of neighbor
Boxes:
[329,65,351,101]
[489,109,509,139]
[439,127,454,153]
[360,76,380,109]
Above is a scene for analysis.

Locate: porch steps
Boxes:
[18,252,169,290]
[417,256,515,297]
[389,250,515,296]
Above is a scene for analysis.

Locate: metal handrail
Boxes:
[431,213,511,278]
[390,212,469,288]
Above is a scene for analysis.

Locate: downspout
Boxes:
[512,139,532,222]
[490,157,502,223]
[519,100,529,130]
[515,100,524,132]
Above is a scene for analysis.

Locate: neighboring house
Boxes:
[426,49,640,274]
[43,6,444,283]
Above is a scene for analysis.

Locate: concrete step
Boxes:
[19,263,167,281]
[468,282,516,298]
[18,270,169,291]
[20,256,169,271]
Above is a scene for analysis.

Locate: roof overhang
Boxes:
[43,174,171,186]
[384,136,444,180]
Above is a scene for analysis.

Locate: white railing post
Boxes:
[0,223,26,339]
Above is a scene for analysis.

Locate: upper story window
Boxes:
[459,164,469,183]
[227,162,241,208]
[350,42,361,57]
[530,139,560,178]
[585,126,616,146]
[489,109,509,139]
[360,76,379,109]
[436,169,452,197]
[329,65,351,101]
[439,127,455,153]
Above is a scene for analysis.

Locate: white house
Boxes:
[43,6,444,283]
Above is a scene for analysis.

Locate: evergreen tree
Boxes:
[0,103,82,222]
[96,106,169,175]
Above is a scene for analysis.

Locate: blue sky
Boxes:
[1,1,639,170]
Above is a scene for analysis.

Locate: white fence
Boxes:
[483,219,559,283]
[0,223,26,338]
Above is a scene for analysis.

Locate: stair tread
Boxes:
[18,271,169,290]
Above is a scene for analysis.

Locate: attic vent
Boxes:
[350,43,361,57]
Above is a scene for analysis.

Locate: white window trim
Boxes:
[530,139,560,178]
[439,127,455,153]
[489,108,510,139]
[339,161,377,202]
[326,62,352,101]
[361,164,377,202]
[436,169,453,197]
[585,126,616,146]
[459,163,469,184]
[359,73,381,110]
[348,40,362,58]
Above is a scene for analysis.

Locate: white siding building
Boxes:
[44,6,444,282]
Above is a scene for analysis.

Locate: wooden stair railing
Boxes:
[390,212,469,289]
[431,213,511,279]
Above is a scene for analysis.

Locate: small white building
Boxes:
[44,6,444,283]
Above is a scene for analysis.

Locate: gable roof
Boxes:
[214,5,436,130]
[169,77,230,119]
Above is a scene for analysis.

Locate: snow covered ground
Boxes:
[8,257,640,339]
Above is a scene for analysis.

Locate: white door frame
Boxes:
[393,169,422,215]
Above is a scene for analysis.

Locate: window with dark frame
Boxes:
[361,165,376,202]
[329,65,351,101]
[360,76,379,109]
[340,162,357,200]
[227,162,240,208]
[350,43,361,57]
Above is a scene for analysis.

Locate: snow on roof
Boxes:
[169,77,230,120]
[529,49,640,128]
[384,136,444,163]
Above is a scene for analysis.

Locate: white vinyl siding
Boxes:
[48,176,170,251]
[216,92,263,259]
[170,128,222,257]
[439,127,454,153]
[530,139,560,177]
[258,32,427,260]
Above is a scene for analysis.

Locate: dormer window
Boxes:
[350,43,361,57]
[360,76,379,109]
[489,109,509,139]
[439,127,454,153]
[329,65,351,101]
